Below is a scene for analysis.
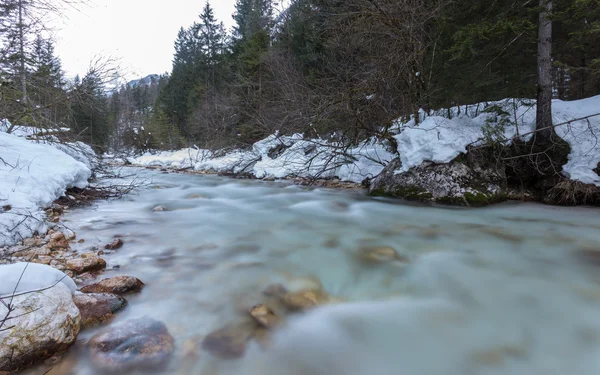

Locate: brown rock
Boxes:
[88,317,174,371]
[81,276,144,295]
[248,304,282,329]
[48,232,70,251]
[281,289,331,311]
[66,253,106,274]
[357,246,408,264]
[73,293,127,329]
[202,322,257,359]
[104,238,124,250]
[12,246,51,257]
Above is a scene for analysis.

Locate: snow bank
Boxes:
[0,122,71,138]
[0,262,77,297]
[394,99,537,173]
[130,95,599,187]
[132,148,212,169]
[132,133,394,183]
[395,96,600,186]
[0,131,92,246]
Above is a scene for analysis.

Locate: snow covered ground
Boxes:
[395,96,600,186]
[132,133,395,183]
[0,124,94,247]
[130,96,600,187]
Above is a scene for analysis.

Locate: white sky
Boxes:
[54,0,237,81]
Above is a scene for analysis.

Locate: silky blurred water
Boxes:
[33,168,600,375]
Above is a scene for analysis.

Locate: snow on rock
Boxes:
[0,131,92,246]
[0,279,80,372]
[0,262,77,297]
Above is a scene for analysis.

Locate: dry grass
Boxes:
[545,179,600,206]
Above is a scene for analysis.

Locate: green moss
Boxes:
[369,185,433,201]
[437,196,468,206]
[464,191,504,207]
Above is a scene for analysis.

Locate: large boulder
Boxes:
[0,263,80,372]
[88,317,174,372]
[369,158,506,206]
[73,292,128,329]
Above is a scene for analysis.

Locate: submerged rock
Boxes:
[249,304,282,329]
[281,289,332,311]
[369,158,506,206]
[104,238,124,250]
[80,276,144,295]
[357,246,408,264]
[73,292,128,329]
[88,317,174,371]
[0,283,80,373]
[202,322,257,359]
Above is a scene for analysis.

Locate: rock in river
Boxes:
[281,289,332,311]
[202,322,257,359]
[369,158,506,206]
[80,276,144,295]
[357,246,408,264]
[88,317,174,371]
[66,252,107,274]
[0,263,80,372]
[104,238,124,250]
[73,292,128,329]
[249,304,282,329]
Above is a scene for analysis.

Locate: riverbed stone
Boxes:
[66,253,106,274]
[369,158,506,206]
[248,304,282,329]
[0,283,80,373]
[73,292,128,329]
[357,246,408,264]
[202,322,258,359]
[104,238,124,250]
[48,232,70,251]
[80,276,144,295]
[280,289,331,311]
[88,317,174,371]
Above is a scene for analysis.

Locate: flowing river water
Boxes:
[29,168,600,375]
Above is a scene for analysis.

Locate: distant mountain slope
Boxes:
[127,74,160,88]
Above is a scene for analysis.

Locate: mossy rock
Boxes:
[369,158,507,207]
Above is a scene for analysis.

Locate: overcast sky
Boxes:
[54,0,237,81]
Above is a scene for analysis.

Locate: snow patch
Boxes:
[0,131,92,246]
[132,134,394,184]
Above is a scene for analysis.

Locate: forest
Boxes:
[1,0,598,154]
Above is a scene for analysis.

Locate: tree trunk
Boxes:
[536,0,553,143]
[18,0,27,104]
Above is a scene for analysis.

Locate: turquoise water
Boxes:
[34,169,600,375]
